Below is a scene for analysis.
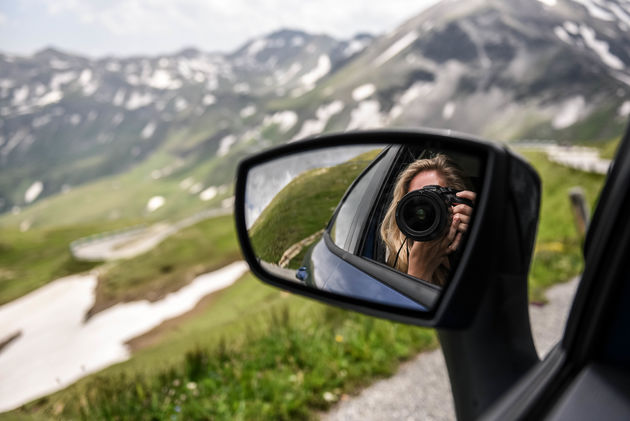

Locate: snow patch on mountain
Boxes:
[554,26,572,44]
[263,111,298,132]
[240,105,256,118]
[442,102,456,120]
[579,25,625,70]
[50,71,76,90]
[552,96,586,129]
[275,62,302,85]
[352,84,376,101]
[347,100,384,130]
[202,94,216,106]
[126,91,154,110]
[12,86,29,105]
[141,121,156,139]
[200,186,217,201]
[146,196,165,212]
[147,69,182,90]
[217,135,237,157]
[24,181,43,204]
[293,100,344,140]
[300,55,331,88]
[375,31,419,66]
[571,0,615,21]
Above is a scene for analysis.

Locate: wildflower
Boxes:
[186,382,197,391]
[335,334,344,343]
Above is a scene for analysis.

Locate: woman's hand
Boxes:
[406,190,475,283]
[407,216,460,282]
[448,190,476,252]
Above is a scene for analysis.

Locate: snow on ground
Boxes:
[126,91,154,110]
[34,90,63,107]
[610,3,630,28]
[442,102,456,120]
[146,69,182,90]
[240,105,256,119]
[247,38,268,56]
[174,97,188,112]
[32,114,52,128]
[200,186,217,201]
[0,262,249,413]
[217,134,237,157]
[552,96,586,129]
[275,62,302,85]
[344,38,370,57]
[141,121,156,139]
[79,69,98,96]
[24,181,43,204]
[346,100,384,131]
[202,94,216,106]
[564,21,579,34]
[12,85,29,105]
[375,31,419,67]
[300,55,331,88]
[571,0,615,21]
[263,111,298,132]
[352,84,376,102]
[579,25,624,70]
[146,196,165,212]
[49,71,76,90]
[292,100,344,140]
[554,26,572,44]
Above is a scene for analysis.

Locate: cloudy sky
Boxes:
[0,0,438,58]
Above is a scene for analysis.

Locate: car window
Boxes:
[330,152,391,252]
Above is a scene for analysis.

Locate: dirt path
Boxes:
[322,277,579,421]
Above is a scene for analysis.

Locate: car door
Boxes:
[482,129,630,420]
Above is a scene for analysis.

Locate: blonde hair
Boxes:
[380,154,467,285]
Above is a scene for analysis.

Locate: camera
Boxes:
[395,185,473,242]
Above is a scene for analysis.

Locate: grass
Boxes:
[8,274,437,421]
[0,223,122,305]
[91,214,242,314]
[0,145,611,420]
[520,150,606,302]
[249,150,379,265]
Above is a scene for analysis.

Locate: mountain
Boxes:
[1,0,629,228]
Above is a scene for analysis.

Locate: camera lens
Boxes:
[403,198,436,232]
[395,189,448,242]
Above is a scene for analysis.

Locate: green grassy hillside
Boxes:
[248,150,380,266]
[519,150,606,301]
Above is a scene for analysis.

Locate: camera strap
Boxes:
[393,237,408,270]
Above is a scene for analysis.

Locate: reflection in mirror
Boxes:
[245,143,483,312]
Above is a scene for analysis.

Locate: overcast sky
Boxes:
[0,0,439,58]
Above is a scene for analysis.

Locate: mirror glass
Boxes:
[244,142,484,312]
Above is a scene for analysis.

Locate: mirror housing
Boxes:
[234,130,540,328]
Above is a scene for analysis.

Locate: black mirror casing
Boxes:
[234,129,540,329]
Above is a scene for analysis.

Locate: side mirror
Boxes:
[234,130,540,328]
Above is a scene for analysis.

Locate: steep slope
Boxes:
[290,0,630,140]
[1,0,629,229]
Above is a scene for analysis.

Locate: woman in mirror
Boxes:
[380,154,476,286]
